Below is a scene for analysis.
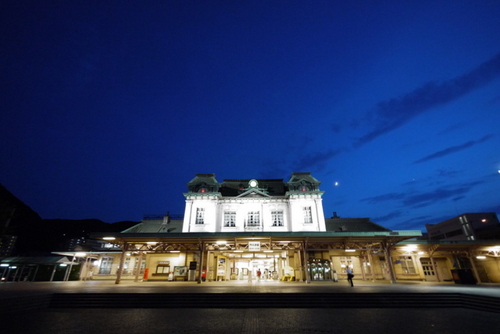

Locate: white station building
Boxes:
[86,173,500,285]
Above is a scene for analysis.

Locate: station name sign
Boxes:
[248,241,261,251]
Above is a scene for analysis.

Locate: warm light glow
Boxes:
[216,240,227,245]
[170,250,180,253]
[263,250,273,253]
[103,237,115,240]
[234,250,243,253]
[402,245,418,251]
[75,252,86,257]
[59,264,67,267]
[147,242,157,245]
[345,249,356,252]
[418,251,424,255]
[476,256,486,259]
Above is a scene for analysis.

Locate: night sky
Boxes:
[2,1,499,230]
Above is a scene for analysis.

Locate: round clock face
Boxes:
[249,179,258,188]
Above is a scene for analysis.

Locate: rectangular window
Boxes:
[399,256,416,274]
[156,264,170,274]
[247,211,260,226]
[271,211,284,226]
[122,257,131,275]
[224,211,236,227]
[362,260,372,275]
[340,256,352,274]
[196,208,204,224]
[303,206,312,224]
[98,256,114,275]
[133,258,146,276]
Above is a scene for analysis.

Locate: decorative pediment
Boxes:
[236,188,271,198]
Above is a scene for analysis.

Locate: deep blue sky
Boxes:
[1,1,499,230]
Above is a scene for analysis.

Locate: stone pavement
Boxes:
[2,278,500,298]
[1,280,500,334]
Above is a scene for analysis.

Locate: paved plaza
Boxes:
[1,280,500,334]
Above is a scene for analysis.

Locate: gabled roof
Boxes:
[121,219,183,234]
[186,174,220,193]
[187,173,219,185]
[287,172,321,184]
[325,217,391,232]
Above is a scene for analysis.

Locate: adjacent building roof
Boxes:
[122,219,183,234]
[0,256,72,265]
[325,217,391,232]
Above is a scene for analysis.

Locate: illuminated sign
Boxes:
[248,241,261,251]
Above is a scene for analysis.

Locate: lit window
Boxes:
[196,208,205,224]
[98,257,114,275]
[340,256,352,274]
[247,211,260,226]
[399,256,416,274]
[303,206,312,224]
[271,211,284,226]
[224,211,236,227]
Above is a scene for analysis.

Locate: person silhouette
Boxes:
[346,266,354,287]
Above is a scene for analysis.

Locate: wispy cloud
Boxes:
[436,169,460,178]
[402,183,477,208]
[293,148,343,171]
[361,181,483,209]
[413,135,494,164]
[361,192,406,205]
[354,52,500,147]
[372,210,403,223]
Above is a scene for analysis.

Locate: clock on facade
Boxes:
[249,179,258,188]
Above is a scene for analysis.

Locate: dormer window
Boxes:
[303,206,312,224]
[196,208,205,224]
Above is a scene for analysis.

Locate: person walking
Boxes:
[346,266,354,287]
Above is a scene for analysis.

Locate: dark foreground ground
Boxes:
[1,280,499,334]
[4,307,499,334]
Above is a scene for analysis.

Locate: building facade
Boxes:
[426,212,500,241]
[182,173,326,233]
[80,173,500,285]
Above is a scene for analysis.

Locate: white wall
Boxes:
[183,193,326,232]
